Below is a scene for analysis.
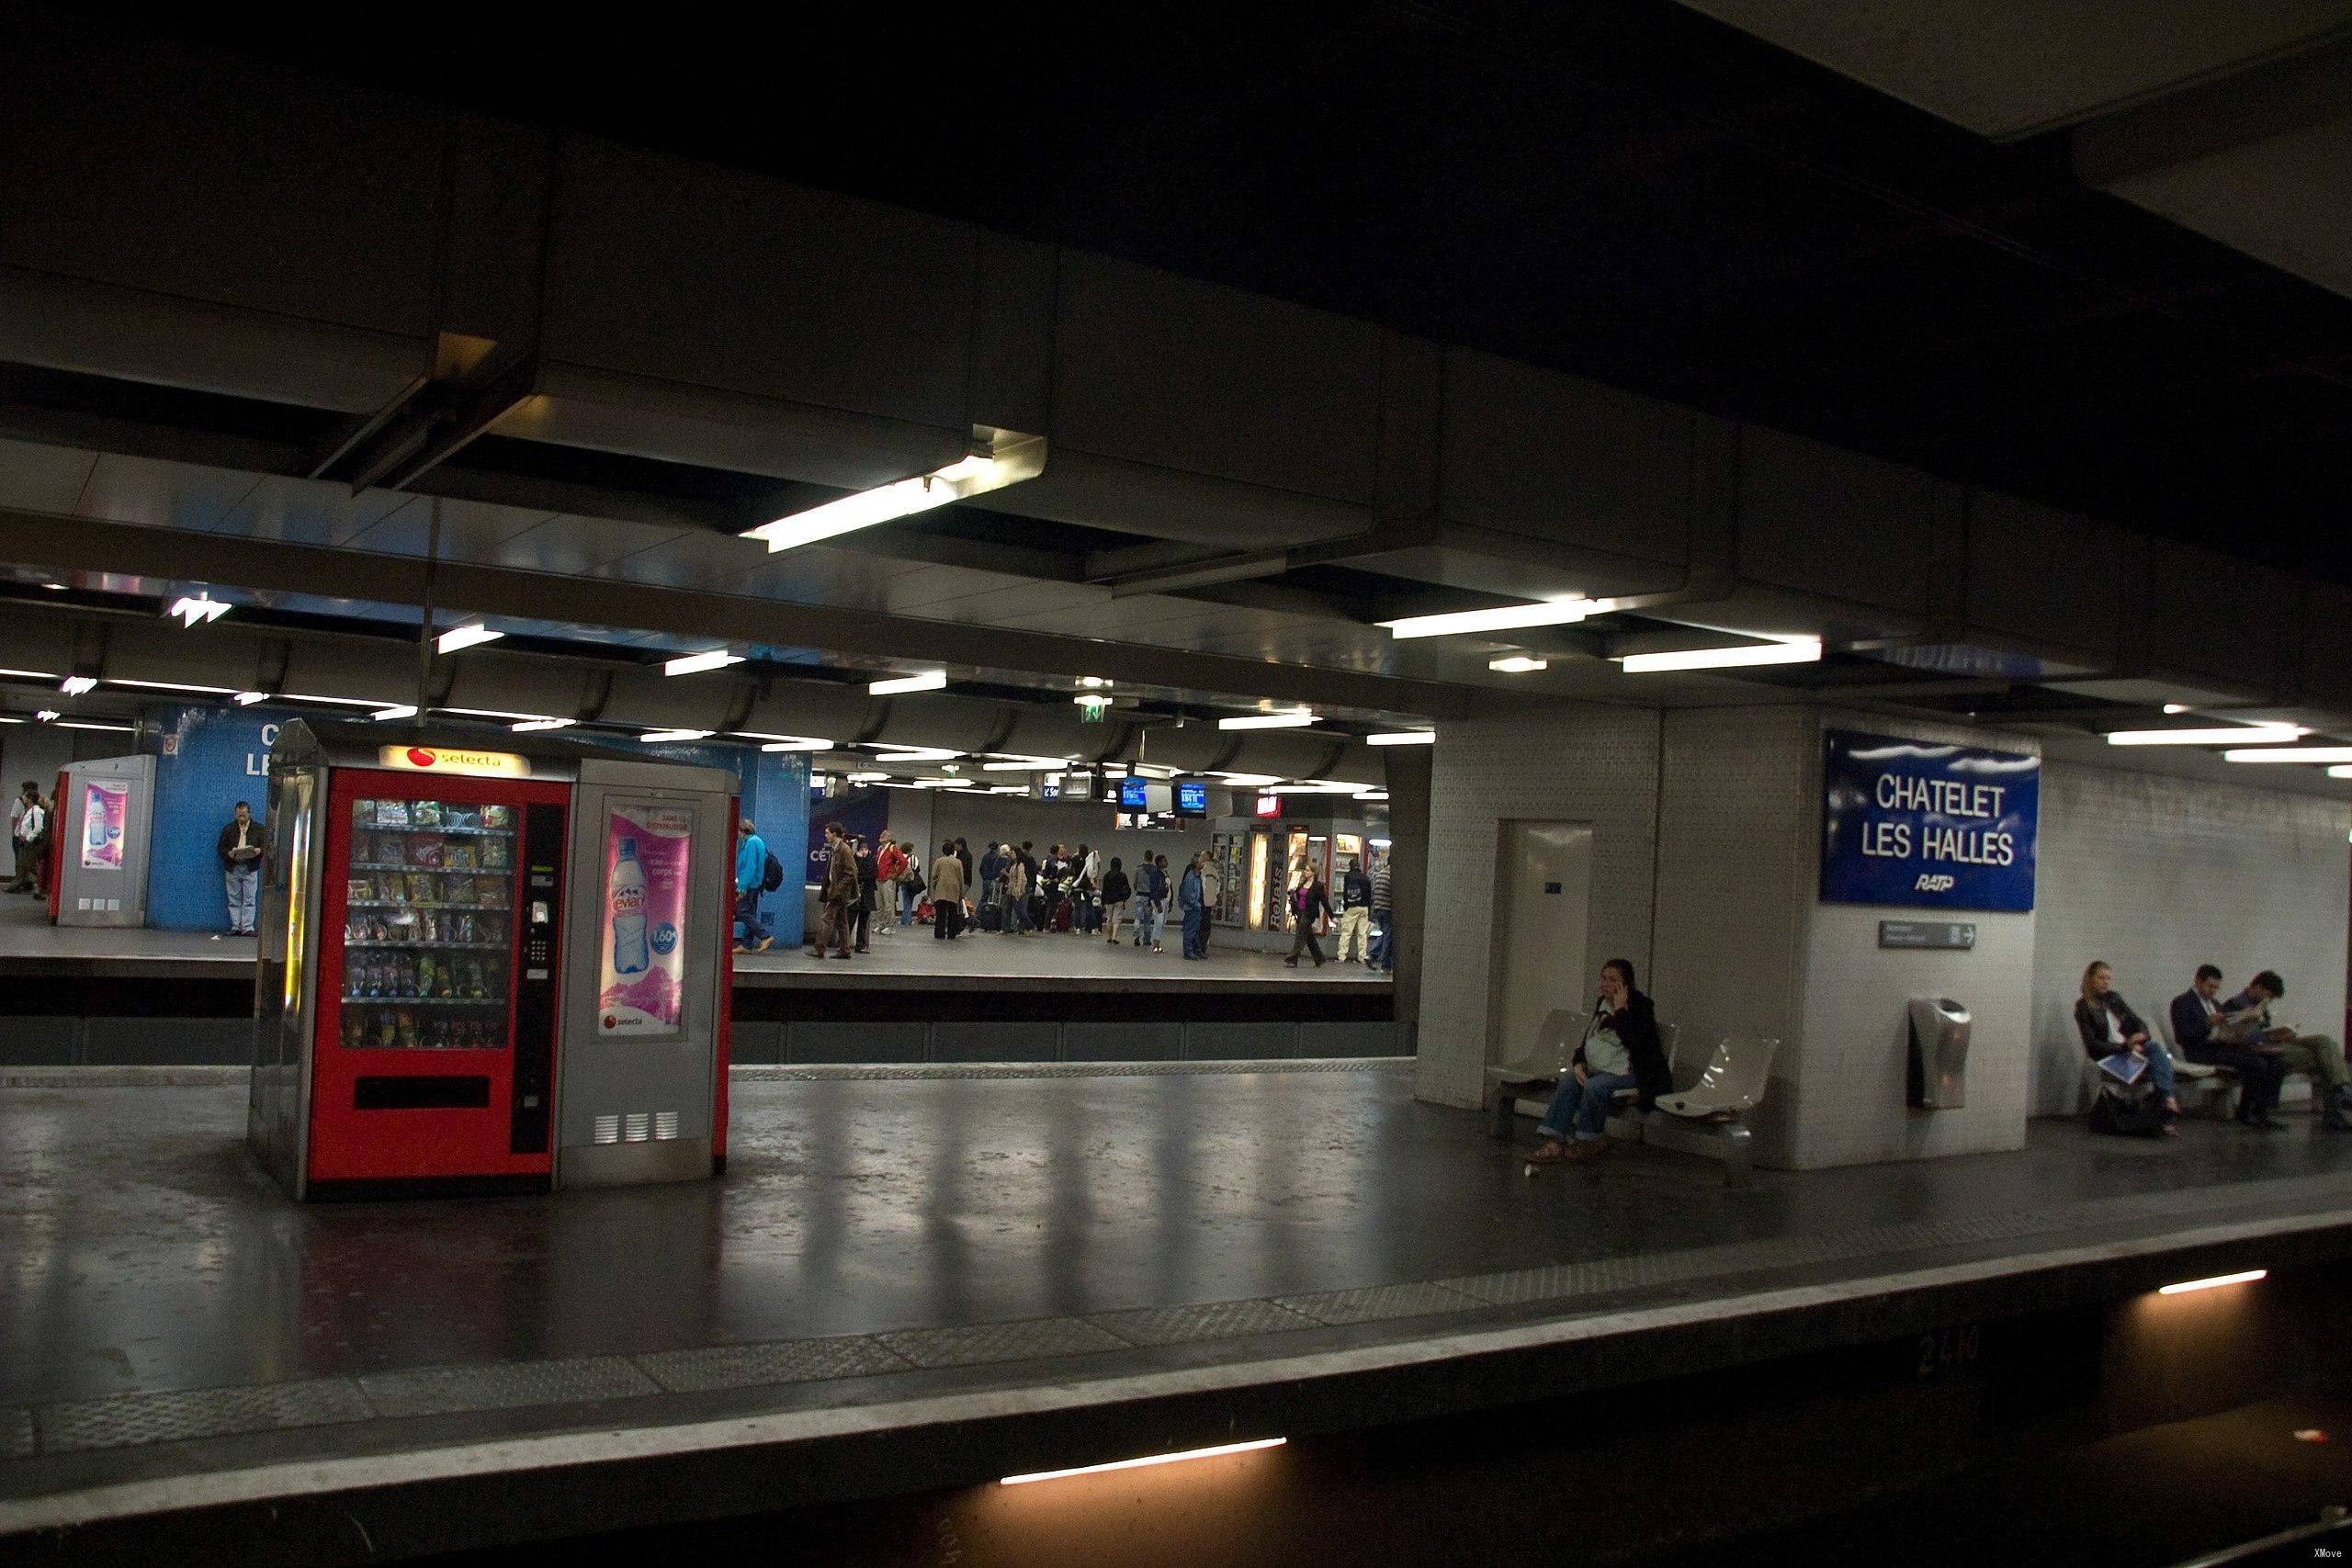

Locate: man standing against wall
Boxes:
[216,800,264,935]
[1371,850,1396,973]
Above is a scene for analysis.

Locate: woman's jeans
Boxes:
[2143,1043,2177,1100]
[1539,1070,1635,1142]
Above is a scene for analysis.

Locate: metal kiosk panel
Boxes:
[52,754,156,927]
[557,758,735,1189]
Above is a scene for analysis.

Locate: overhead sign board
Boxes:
[376,745,532,780]
[1821,728,2038,912]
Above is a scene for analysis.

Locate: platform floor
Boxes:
[0,897,1388,992]
[5,1063,2349,1551]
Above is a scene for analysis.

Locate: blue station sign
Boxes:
[1820,728,2039,912]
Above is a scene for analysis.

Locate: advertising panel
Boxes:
[1820,728,2039,912]
[598,803,693,1037]
[80,780,129,871]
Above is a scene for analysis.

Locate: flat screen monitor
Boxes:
[1118,776,1149,809]
[1175,779,1208,817]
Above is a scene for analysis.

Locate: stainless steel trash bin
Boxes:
[1907,997,1970,1110]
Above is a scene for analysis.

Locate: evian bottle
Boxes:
[610,838,650,976]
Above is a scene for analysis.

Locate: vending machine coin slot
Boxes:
[510,803,565,1154]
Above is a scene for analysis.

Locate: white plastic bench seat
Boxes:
[1656,1034,1781,1119]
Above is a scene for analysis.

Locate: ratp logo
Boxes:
[1916,874,1956,893]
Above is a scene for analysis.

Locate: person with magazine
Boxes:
[2073,961,2177,1131]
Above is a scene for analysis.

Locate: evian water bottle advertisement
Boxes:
[81,780,130,871]
[599,804,694,1037]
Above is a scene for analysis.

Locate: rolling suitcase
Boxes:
[978,901,1004,932]
[1051,899,1075,932]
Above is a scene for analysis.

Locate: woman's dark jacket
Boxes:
[2074,994,2147,1058]
[1573,988,1670,1108]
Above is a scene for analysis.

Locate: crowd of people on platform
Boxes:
[2075,960,2348,1136]
[728,818,1398,971]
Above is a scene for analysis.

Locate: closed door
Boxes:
[1487,821,1593,1068]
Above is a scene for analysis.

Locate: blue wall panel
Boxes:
[143,705,279,931]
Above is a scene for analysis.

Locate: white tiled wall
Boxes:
[1415,705,1662,1108]
[1650,705,1815,1162]
[2028,760,2349,1115]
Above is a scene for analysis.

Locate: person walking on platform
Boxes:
[1336,855,1373,964]
[1283,859,1329,968]
[808,821,856,959]
[732,817,775,953]
[1178,852,1208,959]
[927,840,966,941]
[1102,856,1132,943]
[6,782,43,895]
[217,800,266,935]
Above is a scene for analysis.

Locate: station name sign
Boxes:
[1820,728,2037,912]
[377,745,533,780]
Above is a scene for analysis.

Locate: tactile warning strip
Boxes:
[1088,1299,1319,1347]
[877,1316,1132,1369]
[358,1357,659,1419]
[1274,1281,1486,1326]
[37,1378,374,1453]
[639,1337,911,1394]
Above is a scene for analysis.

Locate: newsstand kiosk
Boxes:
[246,721,736,1201]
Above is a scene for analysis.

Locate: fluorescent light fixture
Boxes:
[988,784,1028,795]
[41,582,64,592]
[1001,1438,1286,1487]
[732,732,831,751]
[2222,747,2352,764]
[1129,763,1179,778]
[234,692,267,705]
[1074,694,1113,707]
[35,709,61,722]
[1617,637,1822,674]
[869,670,947,695]
[845,771,890,784]
[982,758,1070,772]
[0,716,18,725]
[510,717,575,732]
[662,649,743,677]
[0,668,61,682]
[1077,675,1113,689]
[1356,788,1389,800]
[2329,767,2352,781]
[167,594,230,627]
[435,624,503,654]
[2106,725,2306,747]
[1283,780,1374,795]
[1213,772,1283,787]
[639,728,714,743]
[2162,704,2190,715]
[1219,709,1315,730]
[278,694,392,708]
[106,678,237,695]
[371,705,420,722]
[438,706,560,722]
[2157,1269,2265,1296]
[916,776,974,788]
[59,675,97,695]
[55,720,135,733]
[1488,656,1548,673]
[1380,599,1594,640]
[741,439,1042,553]
[1366,730,1435,746]
[871,745,961,761]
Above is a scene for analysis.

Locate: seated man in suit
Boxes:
[2226,970,2349,1133]
[2171,964,2291,1131]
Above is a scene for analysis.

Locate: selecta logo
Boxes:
[407,748,437,768]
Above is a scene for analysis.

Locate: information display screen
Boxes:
[1119,776,1150,809]
[1175,780,1208,817]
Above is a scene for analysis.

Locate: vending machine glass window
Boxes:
[338,795,517,1052]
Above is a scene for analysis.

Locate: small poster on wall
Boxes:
[81,780,130,871]
[598,802,694,1037]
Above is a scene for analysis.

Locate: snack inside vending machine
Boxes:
[247,721,738,1200]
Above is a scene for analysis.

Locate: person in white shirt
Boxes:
[7,783,43,895]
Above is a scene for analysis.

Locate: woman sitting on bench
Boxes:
[2074,960,2179,1131]
[1528,959,1669,1164]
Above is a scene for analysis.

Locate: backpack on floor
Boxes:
[2088,1081,2167,1138]
[1052,898,1074,931]
[978,901,1004,932]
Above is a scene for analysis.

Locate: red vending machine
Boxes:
[247,721,737,1200]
